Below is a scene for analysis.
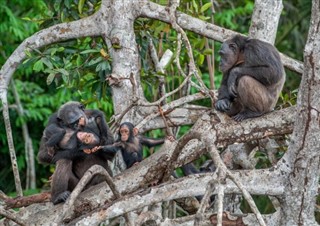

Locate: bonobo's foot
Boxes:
[215,98,231,112]
[52,191,71,205]
[233,110,263,121]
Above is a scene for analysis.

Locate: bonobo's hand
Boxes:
[114,141,125,148]
[83,148,92,154]
[227,69,239,98]
[215,98,231,112]
[47,146,56,157]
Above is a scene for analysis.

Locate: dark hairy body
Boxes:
[116,122,173,168]
[215,35,285,121]
[37,102,115,204]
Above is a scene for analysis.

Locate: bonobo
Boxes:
[113,122,175,168]
[37,101,86,162]
[215,35,285,121]
[37,101,115,204]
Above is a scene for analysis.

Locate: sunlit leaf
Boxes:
[78,0,85,14]
[46,73,55,85]
[200,2,212,13]
[33,60,44,72]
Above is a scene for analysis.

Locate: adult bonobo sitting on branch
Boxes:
[215,35,285,121]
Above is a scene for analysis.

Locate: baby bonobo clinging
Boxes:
[112,122,175,168]
[215,35,285,121]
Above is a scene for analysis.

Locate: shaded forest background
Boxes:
[0,0,309,213]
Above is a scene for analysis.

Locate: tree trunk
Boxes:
[279,0,320,225]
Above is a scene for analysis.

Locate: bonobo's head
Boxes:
[118,122,138,142]
[57,101,86,129]
[219,35,247,73]
[77,131,99,145]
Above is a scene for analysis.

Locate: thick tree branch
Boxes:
[139,1,303,75]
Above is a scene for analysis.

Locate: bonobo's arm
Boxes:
[215,72,233,112]
[45,124,66,147]
[181,163,200,176]
[86,109,114,145]
[140,136,165,148]
[51,149,87,164]
[99,143,121,154]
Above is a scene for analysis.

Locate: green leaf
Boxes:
[76,54,82,66]
[199,15,211,21]
[192,0,198,13]
[203,49,213,55]
[47,73,55,85]
[78,0,85,14]
[33,60,44,72]
[200,2,212,13]
[80,49,100,54]
[41,57,53,69]
[56,68,69,76]
[62,74,69,83]
[57,47,65,52]
[25,49,32,57]
[197,54,205,65]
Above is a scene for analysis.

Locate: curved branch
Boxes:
[0,12,102,91]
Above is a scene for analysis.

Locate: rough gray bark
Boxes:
[249,0,283,43]
[279,0,320,225]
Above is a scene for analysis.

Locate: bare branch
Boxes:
[0,207,26,226]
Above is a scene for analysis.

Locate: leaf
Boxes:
[62,74,69,83]
[47,73,55,85]
[78,0,85,14]
[41,57,53,69]
[199,15,211,21]
[33,60,44,72]
[197,54,205,65]
[76,54,82,66]
[56,68,69,76]
[24,49,32,57]
[80,49,100,54]
[203,49,213,55]
[192,0,198,13]
[200,2,212,13]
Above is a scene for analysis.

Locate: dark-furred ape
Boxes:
[37,101,116,204]
[114,122,175,168]
[215,35,285,121]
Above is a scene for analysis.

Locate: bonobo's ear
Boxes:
[133,128,139,136]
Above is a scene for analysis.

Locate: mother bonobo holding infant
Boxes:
[38,101,115,204]
[215,35,285,121]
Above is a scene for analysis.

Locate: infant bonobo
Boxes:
[114,122,175,168]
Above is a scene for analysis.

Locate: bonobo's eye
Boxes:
[229,43,237,52]
[79,104,85,111]
[70,119,80,129]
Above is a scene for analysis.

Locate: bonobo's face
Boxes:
[78,116,86,128]
[218,41,239,73]
[120,125,130,142]
[77,132,99,145]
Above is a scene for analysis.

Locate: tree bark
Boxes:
[279,0,320,225]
